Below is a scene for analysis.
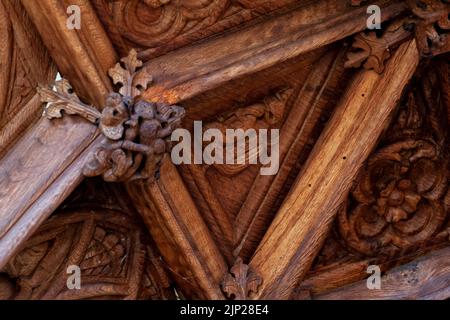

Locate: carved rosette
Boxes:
[338,89,449,256]
[221,258,262,300]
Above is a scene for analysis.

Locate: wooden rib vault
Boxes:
[0,0,449,300]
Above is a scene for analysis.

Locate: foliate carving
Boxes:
[0,209,174,300]
[221,258,262,300]
[407,0,450,57]
[345,20,413,73]
[204,88,292,176]
[338,85,449,256]
[83,50,185,182]
[39,50,185,182]
[38,79,101,123]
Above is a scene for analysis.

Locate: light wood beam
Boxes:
[316,245,450,300]
[142,0,407,104]
[249,40,420,299]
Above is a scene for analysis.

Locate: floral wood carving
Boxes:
[337,76,449,257]
[92,0,298,60]
[38,50,185,182]
[84,50,185,182]
[345,20,413,73]
[407,0,450,57]
[204,88,292,176]
[221,258,262,300]
[0,208,174,300]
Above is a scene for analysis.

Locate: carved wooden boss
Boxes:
[0,0,449,301]
[39,50,185,182]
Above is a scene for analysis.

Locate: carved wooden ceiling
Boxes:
[0,0,449,301]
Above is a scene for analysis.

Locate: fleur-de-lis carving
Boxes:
[221,258,262,300]
[108,49,153,98]
[38,50,185,182]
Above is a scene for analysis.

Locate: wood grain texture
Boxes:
[0,0,56,157]
[249,40,420,299]
[233,48,346,259]
[21,0,116,105]
[0,179,175,300]
[142,0,406,104]
[0,0,117,270]
[126,158,228,299]
[92,0,301,61]
[316,245,450,300]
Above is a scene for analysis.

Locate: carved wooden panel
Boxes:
[0,0,449,301]
[299,61,450,298]
[92,0,300,61]
[178,46,353,261]
[0,179,175,300]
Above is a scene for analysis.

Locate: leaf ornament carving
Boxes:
[38,79,101,124]
[221,258,262,300]
[407,0,450,57]
[83,50,185,182]
[38,50,185,182]
[338,91,449,257]
[345,20,413,73]
[108,49,152,98]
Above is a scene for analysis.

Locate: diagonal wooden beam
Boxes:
[142,0,407,104]
[249,39,420,299]
[315,245,450,300]
[0,0,116,269]
[1,1,229,299]
[126,159,228,299]
[0,0,414,296]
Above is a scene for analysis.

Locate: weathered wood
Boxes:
[299,235,450,297]
[142,0,406,104]
[316,245,450,300]
[249,40,420,299]
[126,158,228,300]
[0,0,117,269]
[91,0,301,61]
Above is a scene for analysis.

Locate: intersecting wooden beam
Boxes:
[249,39,420,299]
[316,245,450,300]
[142,0,407,104]
[1,2,229,299]
[0,0,116,269]
[0,0,416,298]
